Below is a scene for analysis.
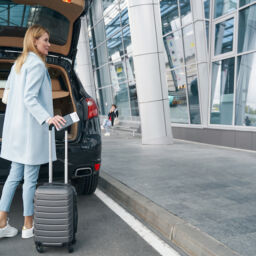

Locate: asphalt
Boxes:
[99,130,256,256]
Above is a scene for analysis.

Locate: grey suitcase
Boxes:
[34,126,78,253]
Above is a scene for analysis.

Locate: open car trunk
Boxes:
[0,60,78,141]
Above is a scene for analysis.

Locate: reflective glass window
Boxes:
[122,26,132,55]
[96,65,112,88]
[215,18,234,55]
[204,0,210,19]
[98,87,113,115]
[93,20,106,46]
[160,0,180,35]
[239,0,254,7]
[119,0,128,11]
[214,0,237,18]
[186,65,201,124]
[125,55,136,83]
[180,0,192,26]
[206,21,209,48]
[167,68,189,124]
[163,31,184,69]
[107,30,123,58]
[103,0,119,14]
[0,2,69,45]
[238,4,256,53]
[114,83,131,118]
[210,58,235,125]
[104,11,121,39]
[236,52,256,126]
[96,42,110,67]
[120,7,129,27]
[182,25,196,65]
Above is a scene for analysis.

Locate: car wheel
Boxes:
[72,172,99,195]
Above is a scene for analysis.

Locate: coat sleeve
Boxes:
[23,62,51,125]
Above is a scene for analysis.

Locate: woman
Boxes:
[0,25,65,239]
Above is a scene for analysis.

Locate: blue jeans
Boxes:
[0,162,40,216]
[103,119,111,132]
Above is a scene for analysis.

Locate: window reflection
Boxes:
[214,0,237,18]
[96,65,112,88]
[107,30,123,58]
[240,0,254,6]
[98,87,113,115]
[120,7,129,27]
[186,65,201,124]
[236,53,256,126]
[210,58,234,125]
[122,26,132,55]
[96,42,109,67]
[180,0,192,26]
[167,68,189,124]
[183,24,196,65]
[104,9,121,39]
[160,0,180,35]
[163,31,184,69]
[215,18,234,55]
[238,4,256,53]
[204,0,210,19]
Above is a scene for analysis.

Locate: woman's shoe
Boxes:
[21,226,34,239]
[0,221,18,238]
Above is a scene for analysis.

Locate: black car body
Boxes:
[0,0,101,195]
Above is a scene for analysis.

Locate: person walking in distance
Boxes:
[0,25,66,239]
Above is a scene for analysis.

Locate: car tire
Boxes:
[72,172,99,195]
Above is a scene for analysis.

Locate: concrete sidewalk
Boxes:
[99,131,256,256]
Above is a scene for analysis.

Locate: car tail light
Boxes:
[94,163,101,171]
[86,98,98,119]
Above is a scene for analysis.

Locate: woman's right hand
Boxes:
[47,115,66,130]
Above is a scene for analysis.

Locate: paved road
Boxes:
[0,186,185,256]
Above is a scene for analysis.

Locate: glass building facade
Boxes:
[85,0,256,130]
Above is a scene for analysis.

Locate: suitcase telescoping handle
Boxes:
[49,125,68,184]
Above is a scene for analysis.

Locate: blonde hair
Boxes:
[15,25,50,73]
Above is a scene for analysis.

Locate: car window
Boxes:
[0,0,70,46]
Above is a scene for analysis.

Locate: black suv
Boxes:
[0,0,101,195]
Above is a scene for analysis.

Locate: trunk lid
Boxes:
[0,0,85,60]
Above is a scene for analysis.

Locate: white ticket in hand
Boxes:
[70,112,80,123]
[57,112,80,131]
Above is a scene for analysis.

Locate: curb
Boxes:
[99,171,240,256]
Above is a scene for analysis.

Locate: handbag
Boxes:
[114,117,119,126]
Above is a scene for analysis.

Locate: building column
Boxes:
[127,0,173,145]
[75,16,96,100]
[191,0,210,126]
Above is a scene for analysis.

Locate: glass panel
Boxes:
[205,21,209,48]
[96,65,112,88]
[182,24,196,65]
[214,0,237,18]
[236,52,256,126]
[96,42,109,67]
[163,30,184,69]
[119,0,128,11]
[210,58,235,125]
[186,65,201,124]
[0,1,69,45]
[98,87,113,115]
[180,0,192,26]
[238,4,256,53]
[204,0,210,19]
[113,83,131,117]
[110,57,127,85]
[93,20,106,46]
[120,7,129,27]
[102,0,117,12]
[215,18,234,55]
[239,0,254,7]
[167,68,189,123]
[160,0,180,35]
[107,30,123,58]
[122,26,132,55]
[104,9,121,39]
[129,83,139,116]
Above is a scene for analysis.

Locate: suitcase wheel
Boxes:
[35,242,44,253]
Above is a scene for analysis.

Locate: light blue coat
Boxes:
[1,52,56,165]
